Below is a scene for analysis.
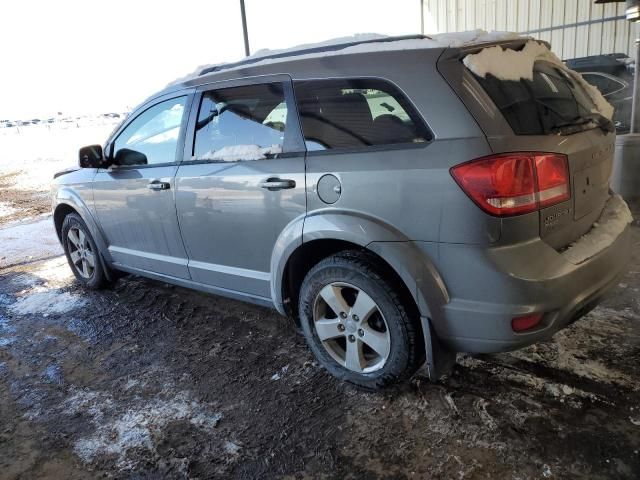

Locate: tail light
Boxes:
[450,153,570,216]
[511,313,544,332]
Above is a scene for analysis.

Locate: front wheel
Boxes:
[61,213,110,289]
[298,250,422,389]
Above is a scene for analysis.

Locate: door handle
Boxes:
[148,181,171,191]
[259,178,296,191]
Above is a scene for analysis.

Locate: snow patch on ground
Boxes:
[43,362,64,385]
[198,144,283,162]
[63,387,223,467]
[224,441,241,455]
[9,287,86,316]
[0,314,18,347]
[563,195,633,264]
[0,337,18,347]
[270,364,289,381]
[462,40,615,119]
[32,256,74,286]
[0,217,62,268]
[0,121,120,193]
[0,202,17,218]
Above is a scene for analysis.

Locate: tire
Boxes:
[298,250,422,389]
[61,213,111,289]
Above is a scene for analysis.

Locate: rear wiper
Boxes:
[551,113,614,134]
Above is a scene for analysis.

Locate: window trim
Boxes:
[291,76,434,155]
[103,92,194,170]
[181,75,306,164]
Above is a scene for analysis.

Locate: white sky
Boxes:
[0,0,423,119]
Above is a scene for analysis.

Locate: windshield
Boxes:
[473,60,606,135]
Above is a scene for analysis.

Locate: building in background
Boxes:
[421,0,638,59]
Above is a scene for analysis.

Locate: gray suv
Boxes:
[52,37,631,389]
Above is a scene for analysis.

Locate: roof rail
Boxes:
[199,34,429,76]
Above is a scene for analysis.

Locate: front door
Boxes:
[175,78,306,299]
[93,95,191,278]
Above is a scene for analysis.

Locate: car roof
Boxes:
[138,35,534,109]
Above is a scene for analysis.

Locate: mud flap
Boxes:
[418,317,457,381]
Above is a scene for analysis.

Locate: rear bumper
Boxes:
[424,223,631,353]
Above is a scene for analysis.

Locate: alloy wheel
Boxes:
[313,282,391,373]
[66,226,95,279]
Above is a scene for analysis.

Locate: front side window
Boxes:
[192,83,289,162]
[293,78,431,150]
[113,97,186,165]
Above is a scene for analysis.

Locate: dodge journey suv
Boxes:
[52,35,632,389]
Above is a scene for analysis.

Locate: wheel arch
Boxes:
[53,189,112,264]
[272,211,449,325]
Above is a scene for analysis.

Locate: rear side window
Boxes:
[293,78,431,150]
[192,82,293,162]
[473,60,599,135]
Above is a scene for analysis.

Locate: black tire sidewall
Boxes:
[299,254,416,389]
[61,213,106,289]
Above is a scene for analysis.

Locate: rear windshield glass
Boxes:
[473,60,599,135]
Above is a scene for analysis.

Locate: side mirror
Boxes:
[79,144,109,168]
[114,148,148,166]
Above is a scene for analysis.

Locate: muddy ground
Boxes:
[0,206,639,479]
[0,172,50,225]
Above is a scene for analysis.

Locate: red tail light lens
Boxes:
[534,154,570,208]
[450,153,570,216]
[511,313,544,332]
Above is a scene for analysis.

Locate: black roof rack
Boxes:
[198,34,430,76]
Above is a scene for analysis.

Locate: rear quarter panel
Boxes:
[281,49,500,245]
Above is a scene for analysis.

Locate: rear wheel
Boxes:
[298,250,422,389]
[61,213,110,289]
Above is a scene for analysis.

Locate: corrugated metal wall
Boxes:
[422,0,639,59]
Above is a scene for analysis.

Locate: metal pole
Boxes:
[240,0,250,57]
[420,0,424,35]
[631,37,640,133]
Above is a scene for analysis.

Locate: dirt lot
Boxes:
[0,200,638,479]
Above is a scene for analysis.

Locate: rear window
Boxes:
[474,60,599,135]
[293,78,431,150]
[192,82,290,161]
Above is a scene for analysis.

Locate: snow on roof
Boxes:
[463,40,615,119]
[170,29,525,86]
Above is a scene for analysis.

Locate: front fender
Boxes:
[54,186,112,264]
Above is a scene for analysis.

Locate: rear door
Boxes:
[93,94,192,278]
[175,76,306,299]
